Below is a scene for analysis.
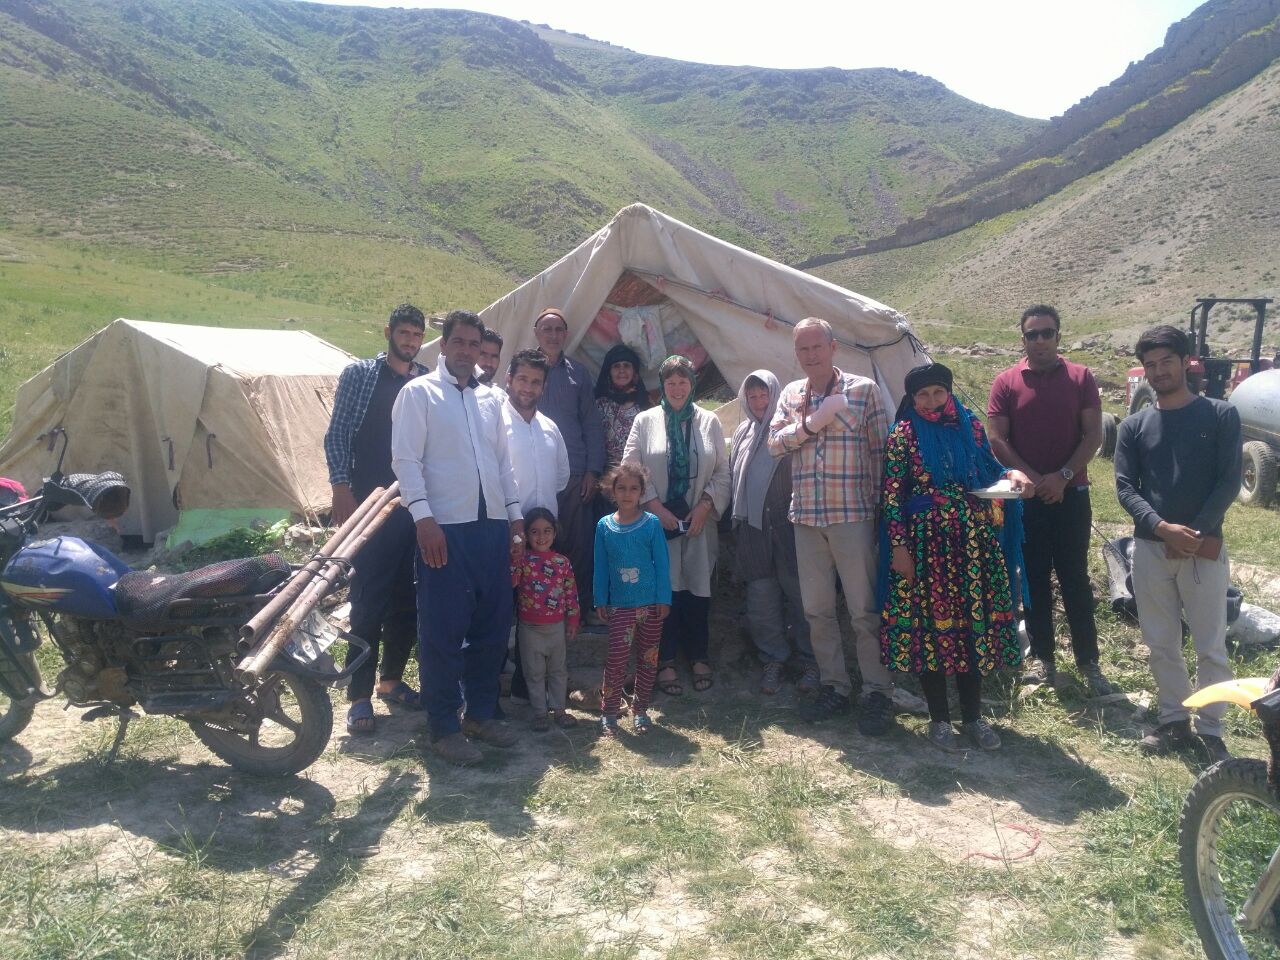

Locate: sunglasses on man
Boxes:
[1022,328,1058,341]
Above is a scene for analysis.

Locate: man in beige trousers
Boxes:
[768,318,897,734]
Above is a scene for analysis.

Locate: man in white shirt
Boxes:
[391,310,527,766]
[500,348,571,705]
[501,348,570,516]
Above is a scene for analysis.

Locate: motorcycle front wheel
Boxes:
[1179,758,1280,960]
[188,671,332,777]
[0,650,39,743]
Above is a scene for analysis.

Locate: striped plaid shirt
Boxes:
[768,369,888,527]
[324,353,429,486]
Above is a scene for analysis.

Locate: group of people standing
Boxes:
[325,299,1242,766]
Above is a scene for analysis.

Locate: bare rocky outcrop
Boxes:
[799,0,1280,270]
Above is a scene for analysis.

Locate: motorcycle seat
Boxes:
[115,553,291,623]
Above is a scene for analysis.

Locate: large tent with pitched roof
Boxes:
[421,204,928,428]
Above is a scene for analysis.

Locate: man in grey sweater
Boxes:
[1115,324,1241,763]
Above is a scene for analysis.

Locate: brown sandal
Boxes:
[656,665,683,697]
[691,662,714,693]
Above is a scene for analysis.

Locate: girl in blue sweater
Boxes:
[593,462,671,735]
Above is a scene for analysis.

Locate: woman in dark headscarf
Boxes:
[879,363,1033,753]
[595,343,651,475]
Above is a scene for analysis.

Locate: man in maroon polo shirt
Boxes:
[987,305,1111,695]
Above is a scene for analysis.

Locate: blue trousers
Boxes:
[416,518,512,739]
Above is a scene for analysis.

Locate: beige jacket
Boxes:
[623,405,731,597]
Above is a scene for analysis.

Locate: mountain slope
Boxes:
[536,27,1038,258]
[803,0,1280,268]
[814,57,1280,356]
[0,0,1039,278]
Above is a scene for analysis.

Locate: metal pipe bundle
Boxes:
[235,483,402,682]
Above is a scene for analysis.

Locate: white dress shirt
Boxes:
[391,364,522,525]
[501,400,571,517]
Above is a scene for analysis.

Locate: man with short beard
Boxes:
[392,310,527,765]
[1116,324,1240,763]
[500,348,571,707]
[501,348,570,517]
[323,303,429,736]
[477,328,505,395]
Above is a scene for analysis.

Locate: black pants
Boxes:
[919,670,982,724]
[659,590,710,664]
[555,474,594,611]
[344,504,418,702]
[1022,487,1100,667]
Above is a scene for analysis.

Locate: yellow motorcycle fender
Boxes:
[1183,678,1272,712]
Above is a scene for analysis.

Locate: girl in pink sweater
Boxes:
[511,508,580,730]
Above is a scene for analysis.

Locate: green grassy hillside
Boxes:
[0,0,1037,273]
[538,29,1038,258]
[0,0,1040,438]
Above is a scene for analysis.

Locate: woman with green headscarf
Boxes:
[623,355,731,696]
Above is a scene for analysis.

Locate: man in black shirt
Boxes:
[323,304,429,735]
[1115,324,1240,762]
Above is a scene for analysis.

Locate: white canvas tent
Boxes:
[422,204,928,416]
[0,319,355,541]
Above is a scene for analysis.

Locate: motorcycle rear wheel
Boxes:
[0,651,39,743]
[188,671,332,777]
[1179,757,1280,960]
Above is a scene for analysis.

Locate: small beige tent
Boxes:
[422,204,928,415]
[0,319,354,541]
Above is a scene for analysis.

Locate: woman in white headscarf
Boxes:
[729,370,817,695]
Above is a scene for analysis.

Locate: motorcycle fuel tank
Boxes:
[1,536,132,618]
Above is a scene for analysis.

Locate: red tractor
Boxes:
[1123,298,1274,414]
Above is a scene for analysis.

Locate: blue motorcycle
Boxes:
[0,434,367,776]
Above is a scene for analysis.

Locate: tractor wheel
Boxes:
[1128,382,1156,416]
[1097,412,1119,460]
[1239,441,1278,508]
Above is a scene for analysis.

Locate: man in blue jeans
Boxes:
[391,310,526,765]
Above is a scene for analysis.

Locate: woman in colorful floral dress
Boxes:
[880,363,1033,752]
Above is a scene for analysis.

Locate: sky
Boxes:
[325,0,1206,118]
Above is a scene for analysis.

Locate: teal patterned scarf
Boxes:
[661,390,695,501]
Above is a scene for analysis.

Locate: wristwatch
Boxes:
[1060,467,1074,482]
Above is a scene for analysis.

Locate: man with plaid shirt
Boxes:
[769,318,897,733]
[323,303,429,736]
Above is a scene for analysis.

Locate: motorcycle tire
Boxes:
[188,671,332,777]
[0,650,39,743]
[1179,757,1280,960]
